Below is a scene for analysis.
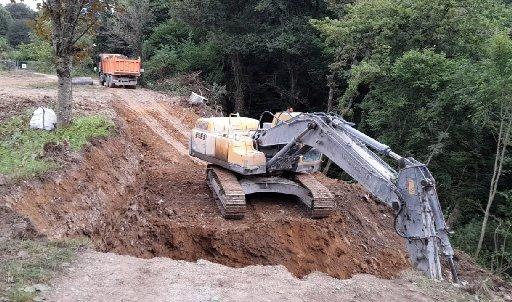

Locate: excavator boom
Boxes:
[254,112,458,282]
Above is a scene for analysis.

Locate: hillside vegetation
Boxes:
[1,0,511,280]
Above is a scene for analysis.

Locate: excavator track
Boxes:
[206,164,246,219]
[295,173,335,218]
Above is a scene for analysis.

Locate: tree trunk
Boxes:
[323,74,336,175]
[327,74,335,112]
[475,104,512,258]
[231,52,244,113]
[56,55,72,126]
[286,55,298,103]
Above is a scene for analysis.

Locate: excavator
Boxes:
[189,111,459,283]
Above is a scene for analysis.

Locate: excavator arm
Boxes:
[254,113,458,282]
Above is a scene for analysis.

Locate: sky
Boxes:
[0,0,39,11]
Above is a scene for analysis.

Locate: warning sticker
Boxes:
[407,179,416,195]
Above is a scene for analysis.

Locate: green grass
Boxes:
[0,238,87,302]
[0,114,114,180]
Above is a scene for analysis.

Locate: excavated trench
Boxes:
[1,98,409,280]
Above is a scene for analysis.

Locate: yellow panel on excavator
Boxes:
[191,116,266,171]
[271,112,301,127]
[228,138,266,167]
[215,136,230,161]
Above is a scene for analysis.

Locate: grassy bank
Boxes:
[0,114,113,180]
[0,238,87,302]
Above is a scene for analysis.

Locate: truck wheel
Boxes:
[108,76,115,88]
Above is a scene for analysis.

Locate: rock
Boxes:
[17,250,29,259]
[0,174,6,186]
[23,286,36,293]
[33,284,51,292]
[72,77,94,85]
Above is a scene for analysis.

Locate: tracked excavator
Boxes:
[189,111,459,282]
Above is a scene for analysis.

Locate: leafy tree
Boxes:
[0,5,12,36]
[473,34,512,258]
[312,0,510,106]
[5,2,36,20]
[143,19,222,82]
[3,3,35,47]
[109,0,153,58]
[7,19,31,46]
[40,0,106,126]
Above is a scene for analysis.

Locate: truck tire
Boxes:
[108,76,115,88]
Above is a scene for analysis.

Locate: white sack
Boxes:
[29,107,57,131]
[188,92,207,105]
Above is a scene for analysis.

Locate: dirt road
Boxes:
[43,251,469,302]
[0,72,497,301]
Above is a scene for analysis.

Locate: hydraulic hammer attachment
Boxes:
[395,159,458,283]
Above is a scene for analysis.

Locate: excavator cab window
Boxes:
[302,149,322,162]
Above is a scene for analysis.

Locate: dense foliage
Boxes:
[98,0,332,115]
[312,0,512,273]
[4,3,35,47]
[3,0,512,278]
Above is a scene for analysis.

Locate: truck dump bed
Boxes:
[100,54,141,76]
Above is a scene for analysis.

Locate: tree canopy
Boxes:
[3,0,512,278]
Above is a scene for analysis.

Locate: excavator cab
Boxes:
[271,111,301,126]
[190,115,267,175]
[268,112,323,173]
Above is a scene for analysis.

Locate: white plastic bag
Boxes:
[188,92,207,105]
[29,107,57,131]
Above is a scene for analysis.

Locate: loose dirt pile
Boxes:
[1,73,408,280]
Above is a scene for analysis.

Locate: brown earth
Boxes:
[1,71,510,301]
[1,71,407,280]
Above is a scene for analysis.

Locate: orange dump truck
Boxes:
[98,54,142,88]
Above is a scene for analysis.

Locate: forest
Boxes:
[1,0,512,278]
